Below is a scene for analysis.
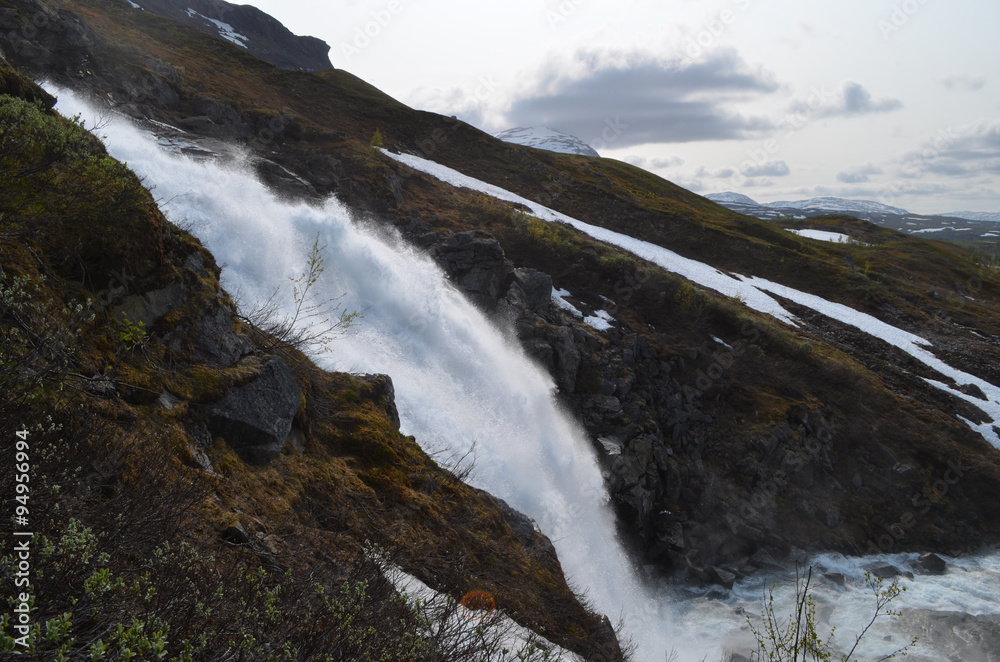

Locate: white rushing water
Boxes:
[52,89,1000,662]
[50,89,680,660]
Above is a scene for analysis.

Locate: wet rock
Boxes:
[707,566,736,590]
[203,356,301,465]
[598,435,624,457]
[749,548,784,572]
[863,562,903,579]
[222,522,251,545]
[913,552,947,574]
[822,572,848,587]
[385,171,404,206]
[504,268,553,313]
[185,441,217,475]
[493,496,557,559]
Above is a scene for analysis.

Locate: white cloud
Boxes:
[501,48,778,147]
[941,74,986,92]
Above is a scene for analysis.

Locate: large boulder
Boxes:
[203,356,301,465]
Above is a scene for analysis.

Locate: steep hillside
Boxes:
[0,59,621,660]
[5,0,1000,590]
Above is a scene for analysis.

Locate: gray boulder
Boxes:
[914,552,947,574]
[504,268,553,313]
[192,306,254,367]
[203,357,301,465]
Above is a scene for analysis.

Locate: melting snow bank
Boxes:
[786,228,851,243]
[383,150,1000,448]
[552,288,616,331]
[185,8,249,48]
[385,565,583,661]
[384,150,798,326]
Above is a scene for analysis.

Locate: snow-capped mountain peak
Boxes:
[946,210,1000,223]
[706,191,759,206]
[494,127,600,157]
[764,196,909,216]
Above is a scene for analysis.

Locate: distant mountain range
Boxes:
[494,127,600,157]
[706,192,1000,241]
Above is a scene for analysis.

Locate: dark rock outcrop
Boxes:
[128,0,333,71]
[356,373,401,429]
[202,356,301,465]
[191,306,255,367]
[428,230,511,310]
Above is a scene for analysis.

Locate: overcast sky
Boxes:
[242,0,999,214]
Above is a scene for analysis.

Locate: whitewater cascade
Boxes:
[54,89,1000,662]
[52,90,685,660]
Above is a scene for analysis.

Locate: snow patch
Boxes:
[186,8,249,48]
[383,150,798,326]
[913,227,948,234]
[552,287,583,318]
[386,566,583,661]
[584,310,614,331]
[786,229,851,243]
[712,336,733,350]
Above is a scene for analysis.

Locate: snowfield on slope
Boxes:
[383,149,1000,448]
[786,229,852,243]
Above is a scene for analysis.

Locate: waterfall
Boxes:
[52,88,1000,662]
[52,89,685,661]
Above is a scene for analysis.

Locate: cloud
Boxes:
[941,74,986,92]
[501,48,778,148]
[624,155,685,170]
[740,160,790,177]
[837,163,883,183]
[788,81,902,119]
[896,120,1000,179]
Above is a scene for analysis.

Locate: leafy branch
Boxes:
[747,566,916,662]
[239,232,362,355]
